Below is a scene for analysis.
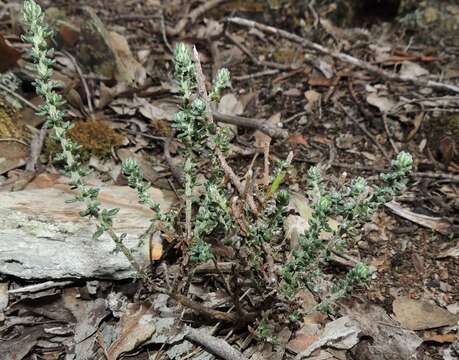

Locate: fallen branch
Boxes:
[296,157,459,182]
[185,327,248,360]
[9,280,74,294]
[232,69,280,81]
[226,17,459,94]
[214,111,288,139]
[168,0,229,36]
[225,31,296,71]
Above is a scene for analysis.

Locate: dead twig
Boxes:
[412,171,459,182]
[0,83,39,111]
[389,96,459,114]
[214,111,288,139]
[192,46,258,213]
[382,114,399,154]
[0,138,28,146]
[171,291,256,323]
[385,200,454,235]
[338,102,391,161]
[185,327,248,360]
[60,50,94,117]
[297,156,459,182]
[164,130,184,185]
[159,8,173,54]
[348,80,399,154]
[9,280,74,294]
[168,0,229,36]
[25,125,47,171]
[232,69,280,81]
[225,31,296,71]
[226,17,459,93]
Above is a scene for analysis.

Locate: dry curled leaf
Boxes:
[107,302,156,360]
[0,141,28,175]
[288,134,308,146]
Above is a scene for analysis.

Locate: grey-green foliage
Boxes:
[22,0,169,269]
[22,0,105,230]
[171,43,232,263]
[169,41,413,312]
[281,152,413,304]
[122,158,175,242]
[23,0,413,320]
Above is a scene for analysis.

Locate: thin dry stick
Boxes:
[0,83,39,111]
[159,8,173,54]
[338,102,391,161]
[0,138,28,146]
[185,327,248,360]
[347,79,399,155]
[389,95,459,114]
[226,17,459,93]
[382,114,399,154]
[25,125,47,171]
[263,143,270,188]
[211,258,243,316]
[191,46,258,213]
[60,50,94,117]
[170,292,251,323]
[8,280,73,294]
[164,130,184,185]
[297,156,459,182]
[168,0,229,36]
[182,289,252,360]
[232,69,280,81]
[225,31,296,70]
[214,111,288,139]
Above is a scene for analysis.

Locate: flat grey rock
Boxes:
[0,174,175,279]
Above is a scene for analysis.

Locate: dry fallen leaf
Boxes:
[294,316,360,359]
[423,332,457,344]
[254,112,281,149]
[0,34,21,72]
[137,98,167,121]
[288,134,308,146]
[78,7,146,86]
[366,92,397,113]
[109,31,147,86]
[304,90,321,113]
[287,334,320,355]
[385,200,453,235]
[107,302,156,360]
[287,192,339,244]
[393,296,458,331]
[0,141,28,175]
[399,61,429,78]
[345,303,422,360]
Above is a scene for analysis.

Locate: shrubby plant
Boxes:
[22,0,171,277]
[22,0,412,325]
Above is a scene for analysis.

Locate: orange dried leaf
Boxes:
[288,134,308,146]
